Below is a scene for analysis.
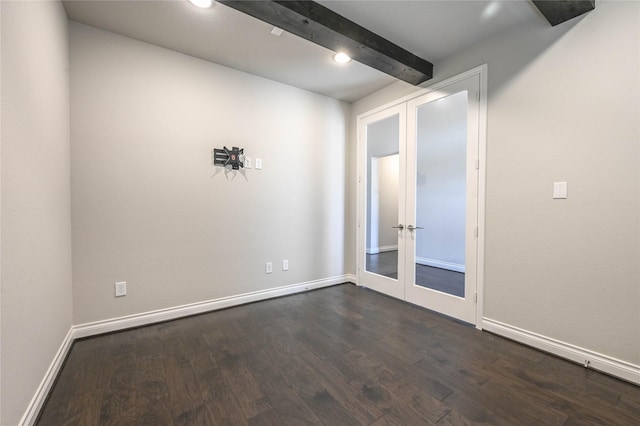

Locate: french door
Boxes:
[357,70,484,325]
[357,104,407,300]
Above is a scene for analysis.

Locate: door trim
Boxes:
[356,65,487,330]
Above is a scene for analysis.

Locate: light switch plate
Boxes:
[244,157,252,169]
[115,281,126,297]
[255,158,263,170]
[553,182,568,199]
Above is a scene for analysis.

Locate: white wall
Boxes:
[351,1,640,366]
[0,1,73,425]
[370,154,399,252]
[70,23,349,324]
[376,154,399,249]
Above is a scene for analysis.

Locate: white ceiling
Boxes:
[63,0,543,103]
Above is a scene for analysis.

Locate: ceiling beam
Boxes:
[218,0,433,85]
[532,0,595,26]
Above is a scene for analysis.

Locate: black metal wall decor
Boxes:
[213,146,244,170]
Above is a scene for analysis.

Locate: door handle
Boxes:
[391,224,404,230]
[407,225,423,231]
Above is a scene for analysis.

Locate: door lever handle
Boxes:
[407,225,423,231]
[391,224,404,230]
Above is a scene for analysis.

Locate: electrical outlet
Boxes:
[265,262,272,274]
[115,281,127,297]
[244,157,252,169]
[282,259,289,271]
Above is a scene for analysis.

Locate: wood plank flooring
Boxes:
[37,284,639,425]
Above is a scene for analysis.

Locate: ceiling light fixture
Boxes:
[334,52,351,64]
[188,0,213,9]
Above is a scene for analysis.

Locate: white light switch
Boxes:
[553,182,568,199]
[115,281,126,297]
[255,158,263,170]
[244,157,252,169]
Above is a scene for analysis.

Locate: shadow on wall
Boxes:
[429,10,585,98]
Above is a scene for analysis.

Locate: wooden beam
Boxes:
[218,1,433,85]
[532,0,595,26]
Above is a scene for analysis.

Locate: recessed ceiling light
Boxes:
[334,52,351,64]
[271,27,284,37]
[188,0,213,9]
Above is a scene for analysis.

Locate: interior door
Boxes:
[357,70,482,325]
[405,75,480,324]
[357,104,406,300]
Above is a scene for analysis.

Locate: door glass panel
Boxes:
[366,115,400,279]
[414,92,467,296]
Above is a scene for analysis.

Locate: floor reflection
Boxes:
[366,251,464,297]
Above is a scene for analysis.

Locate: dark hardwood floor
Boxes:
[38,284,639,425]
[366,252,465,297]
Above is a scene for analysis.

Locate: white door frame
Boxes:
[356,65,487,329]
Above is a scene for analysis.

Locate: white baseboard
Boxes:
[415,257,465,273]
[73,275,349,339]
[366,245,398,255]
[483,317,640,385]
[345,273,357,284]
[20,276,351,424]
[19,328,75,426]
